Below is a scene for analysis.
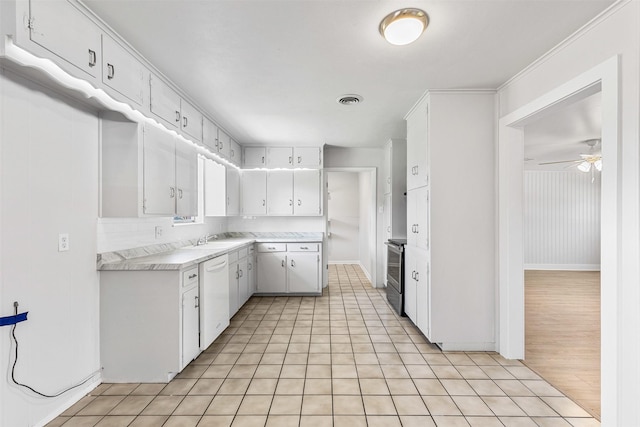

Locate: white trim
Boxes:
[359,262,373,284]
[33,378,102,427]
[437,342,496,352]
[524,264,601,271]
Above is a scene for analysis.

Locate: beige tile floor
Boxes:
[48,264,600,427]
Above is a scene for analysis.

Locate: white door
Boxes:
[294,170,321,216]
[294,147,321,168]
[30,0,102,78]
[101,35,145,106]
[150,75,181,128]
[243,147,266,168]
[257,253,287,293]
[175,143,198,216]
[143,125,176,215]
[404,247,418,324]
[228,262,239,316]
[226,167,240,216]
[204,159,226,216]
[267,171,293,215]
[242,170,267,215]
[181,285,200,368]
[267,147,293,168]
[288,253,319,293]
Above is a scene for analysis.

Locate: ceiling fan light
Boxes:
[380,9,428,46]
[577,161,591,173]
[594,159,602,171]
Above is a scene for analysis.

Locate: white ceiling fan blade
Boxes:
[538,159,582,165]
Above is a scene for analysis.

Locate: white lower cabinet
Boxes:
[404,246,430,338]
[256,243,321,294]
[100,266,201,382]
[229,245,252,317]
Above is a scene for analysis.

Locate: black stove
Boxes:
[385,239,407,315]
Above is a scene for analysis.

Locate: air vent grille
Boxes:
[337,94,363,105]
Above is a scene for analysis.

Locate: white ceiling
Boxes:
[524,92,602,171]
[83,0,614,148]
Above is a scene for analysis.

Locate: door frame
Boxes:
[497,56,619,417]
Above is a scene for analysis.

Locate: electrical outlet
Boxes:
[58,233,69,252]
[155,226,163,239]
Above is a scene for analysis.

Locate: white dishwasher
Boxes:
[199,254,230,350]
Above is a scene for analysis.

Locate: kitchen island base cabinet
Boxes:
[100,267,200,383]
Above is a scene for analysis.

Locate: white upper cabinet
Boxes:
[243,147,266,168]
[406,102,429,191]
[101,35,146,106]
[150,75,182,129]
[294,170,321,216]
[226,167,240,216]
[267,147,293,168]
[407,186,429,250]
[294,147,322,168]
[29,0,102,79]
[267,171,294,215]
[202,118,219,153]
[241,170,267,215]
[229,139,241,166]
[174,143,198,216]
[204,159,227,217]
[217,130,231,159]
[180,99,203,142]
[143,125,177,216]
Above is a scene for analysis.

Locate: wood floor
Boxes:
[524,270,601,419]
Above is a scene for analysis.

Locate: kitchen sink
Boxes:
[180,241,239,250]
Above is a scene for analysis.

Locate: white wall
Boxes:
[324,147,385,286]
[358,172,374,281]
[497,2,640,424]
[327,172,359,263]
[0,70,101,427]
[524,171,601,270]
[227,216,325,233]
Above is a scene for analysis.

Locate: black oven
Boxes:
[385,239,406,315]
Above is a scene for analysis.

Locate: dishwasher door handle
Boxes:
[206,259,228,272]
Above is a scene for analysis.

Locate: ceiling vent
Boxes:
[337,94,363,105]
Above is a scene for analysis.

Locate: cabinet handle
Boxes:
[107,63,115,79]
[175,111,180,123]
[236,270,239,279]
[219,140,223,150]
[267,246,275,250]
[415,165,419,175]
[261,156,265,164]
[170,187,175,198]
[215,138,219,149]
[291,259,295,267]
[188,273,197,279]
[297,200,302,206]
[281,259,285,267]
[262,199,266,206]
[248,262,252,270]
[300,246,308,250]
[411,270,416,280]
[88,49,96,67]
[183,116,188,128]
[415,272,420,282]
[289,199,293,206]
[289,156,292,164]
[231,149,235,157]
[415,224,419,233]
[194,296,199,308]
[298,156,302,164]
[239,269,243,278]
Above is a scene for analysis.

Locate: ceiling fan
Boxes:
[538,138,602,173]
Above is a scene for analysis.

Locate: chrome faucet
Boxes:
[196,234,218,245]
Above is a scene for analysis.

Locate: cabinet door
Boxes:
[294,147,321,168]
[175,143,198,216]
[247,254,256,296]
[150,75,181,128]
[204,159,226,216]
[288,253,320,293]
[238,258,249,307]
[217,130,231,159]
[244,147,266,168]
[406,189,417,247]
[30,0,102,78]
[202,119,219,153]
[415,187,430,251]
[242,170,267,215]
[143,125,176,215]
[294,170,321,216]
[383,143,392,194]
[404,247,418,324]
[226,167,240,216]
[229,262,239,317]
[181,286,200,368]
[102,35,145,106]
[229,140,241,166]
[267,171,293,215]
[257,253,287,293]
[180,100,203,142]
[415,251,430,338]
[406,103,428,190]
[267,147,293,168]
[383,193,392,241]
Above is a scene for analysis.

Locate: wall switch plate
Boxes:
[58,233,69,252]
[155,226,163,239]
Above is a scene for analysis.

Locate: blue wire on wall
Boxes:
[0,312,28,327]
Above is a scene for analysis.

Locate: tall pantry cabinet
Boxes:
[404,91,496,351]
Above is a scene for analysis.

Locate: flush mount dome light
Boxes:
[337,94,363,105]
[379,8,429,46]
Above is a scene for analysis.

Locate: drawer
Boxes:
[182,267,199,287]
[257,243,287,253]
[248,245,255,255]
[287,243,319,252]
[228,250,239,263]
[238,247,248,259]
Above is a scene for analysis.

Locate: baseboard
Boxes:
[524,264,601,271]
[436,342,497,352]
[35,376,102,427]
[359,263,373,283]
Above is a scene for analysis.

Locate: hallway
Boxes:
[48,265,598,427]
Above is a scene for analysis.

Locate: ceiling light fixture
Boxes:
[379,8,429,46]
